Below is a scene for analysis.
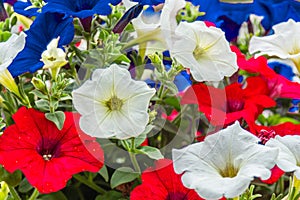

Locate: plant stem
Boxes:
[129,151,140,173]
[8,186,21,200]
[28,188,39,200]
[73,174,105,194]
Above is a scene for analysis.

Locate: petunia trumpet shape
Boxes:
[171,21,238,81]
[173,121,278,199]
[160,0,238,82]
[0,107,104,193]
[8,12,74,77]
[249,19,300,72]
[72,64,156,139]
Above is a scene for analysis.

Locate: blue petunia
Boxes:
[42,0,122,18]
[191,0,300,41]
[13,0,44,17]
[8,12,74,77]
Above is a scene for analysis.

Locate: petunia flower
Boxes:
[8,12,74,77]
[130,159,204,200]
[13,0,47,17]
[40,37,68,79]
[42,0,121,18]
[72,64,156,139]
[160,0,238,82]
[232,45,300,99]
[249,19,300,72]
[170,21,238,82]
[173,121,278,199]
[0,32,26,98]
[181,76,276,129]
[251,122,300,184]
[0,107,104,194]
[266,135,300,179]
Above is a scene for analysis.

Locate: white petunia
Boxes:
[123,0,166,55]
[72,64,156,139]
[172,121,278,199]
[0,32,26,72]
[266,135,300,179]
[0,32,26,97]
[249,19,300,71]
[41,37,67,70]
[171,21,238,82]
[160,0,186,50]
[160,0,238,82]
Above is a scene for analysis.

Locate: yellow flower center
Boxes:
[219,164,239,178]
[289,45,300,73]
[193,45,205,61]
[106,96,124,111]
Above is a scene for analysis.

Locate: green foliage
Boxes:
[0,167,22,187]
[110,167,139,189]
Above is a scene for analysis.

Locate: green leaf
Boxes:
[0,167,22,187]
[45,111,66,130]
[35,99,50,112]
[29,90,48,99]
[164,96,181,111]
[136,146,164,160]
[110,167,139,189]
[18,178,33,193]
[98,166,109,182]
[95,191,123,200]
[39,191,68,200]
[278,117,300,125]
[134,125,154,147]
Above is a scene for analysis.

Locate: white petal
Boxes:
[266,135,300,178]
[73,64,155,139]
[160,0,186,49]
[171,21,238,82]
[173,121,278,199]
[0,32,26,71]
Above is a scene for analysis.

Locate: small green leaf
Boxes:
[98,166,109,182]
[39,191,68,200]
[45,111,66,130]
[35,99,50,112]
[136,146,164,160]
[0,167,22,187]
[18,178,33,193]
[110,167,139,189]
[29,90,48,99]
[95,191,123,200]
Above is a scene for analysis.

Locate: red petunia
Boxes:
[0,107,104,193]
[232,45,300,99]
[181,77,276,129]
[130,159,203,200]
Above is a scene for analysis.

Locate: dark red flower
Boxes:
[0,107,104,193]
[232,45,300,99]
[130,159,203,200]
[181,77,275,129]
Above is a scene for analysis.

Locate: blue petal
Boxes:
[8,13,74,77]
[130,0,164,5]
[268,61,295,81]
[13,1,40,17]
[42,0,121,18]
